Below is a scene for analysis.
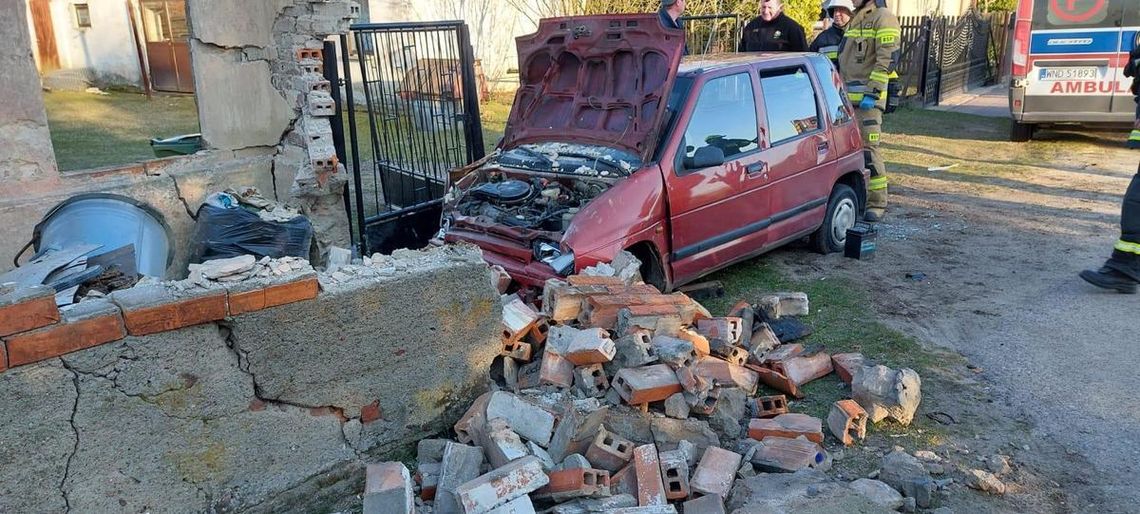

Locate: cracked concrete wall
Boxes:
[0,256,500,513]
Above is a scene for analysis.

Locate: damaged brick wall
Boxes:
[187,0,361,259]
[0,246,501,513]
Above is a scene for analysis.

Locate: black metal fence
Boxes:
[336,21,485,255]
[680,14,742,55]
[896,11,1012,107]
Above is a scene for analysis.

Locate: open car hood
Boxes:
[502,14,685,162]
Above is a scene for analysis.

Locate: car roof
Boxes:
[678,52,814,76]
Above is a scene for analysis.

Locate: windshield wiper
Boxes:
[553,152,627,173]
[507,146,554,169]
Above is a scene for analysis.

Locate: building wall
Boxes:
[35,0,144,86]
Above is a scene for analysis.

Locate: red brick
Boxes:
[693,357,758,394]
[690,446,742,499]
[539,348,575,388]
[567,275,627,286]
[360,400,382,424]
[658,450,690,501]
[533,467,610,502]
[584,426,634,472]
[827,399,868,446]
[752,395,789,418]
[0,343,7,372]
[228,276,319,315]
[684,494,727,514]
[696,317,744,345]
[746,364,803,399]
[760,343,805,374]
[5,310,125,367]
[454,392,492,444]
[503,297,540,342]
[0,287,59,337]
[782,352,833,386]
[112,286,227,336]
[748,413,824,444]
[750,436,826,473]
[610,462,638,498]
[613,364,683,405]
[565,328,616,365]
[676,328,711,356]
[632,444,667,506]
[831,353,868,384]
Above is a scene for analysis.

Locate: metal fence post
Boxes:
[339,33,369,253]
[323,39,356,252]
[457,23,485,165]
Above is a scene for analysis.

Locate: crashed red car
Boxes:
[441,14,868,291]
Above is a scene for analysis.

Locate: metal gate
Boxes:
[896,11,1012,107]
[335,21,485,255]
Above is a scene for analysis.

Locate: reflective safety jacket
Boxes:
[809,25,845,64]
[837,0,901,105]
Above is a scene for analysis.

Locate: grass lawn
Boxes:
[43,91,200,172]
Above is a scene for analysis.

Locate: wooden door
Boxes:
[30,0,60,72]
[141,0,194,93]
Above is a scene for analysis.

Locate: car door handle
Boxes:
[816,140,829,152]
[746,161,767,175]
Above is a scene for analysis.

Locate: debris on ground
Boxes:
[352,253,958,512]
[965,468,1007,495]
[179,255,312,290]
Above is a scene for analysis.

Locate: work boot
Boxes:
[1105,250,1140,281]
[1079,266,1138,294]
[864,208,885,223]
[1129,139,1140,150]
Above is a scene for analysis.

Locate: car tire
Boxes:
[1010,121,1035,142]
[810,183,858,254]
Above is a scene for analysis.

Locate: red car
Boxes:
[441,14,868,291]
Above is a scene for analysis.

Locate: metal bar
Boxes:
[458,23,485,163]
[341,33,368,253]
[352,20,465,31]
[324,39,356,251]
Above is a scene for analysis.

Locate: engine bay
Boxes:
[453,169,611,232]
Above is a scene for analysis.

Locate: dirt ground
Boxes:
[752,109,1138,513]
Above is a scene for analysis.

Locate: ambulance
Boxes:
[1007,0,1139,141]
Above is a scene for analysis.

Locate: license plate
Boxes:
[1038,67,1099,80]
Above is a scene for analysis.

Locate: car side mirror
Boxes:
[690,146,726,169]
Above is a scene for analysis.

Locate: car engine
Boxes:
[455,173,608,232]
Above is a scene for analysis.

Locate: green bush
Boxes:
[578,0,824,32]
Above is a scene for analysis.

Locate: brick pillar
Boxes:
[0,0,59,182]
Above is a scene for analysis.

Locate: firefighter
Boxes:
[809,0,854,65]
[837,0,900,222]
[1126,35,1140,149]
[1079,40,1140,292]
[659,0,689,56]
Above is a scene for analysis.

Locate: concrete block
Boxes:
[689,446,741,499]
[533,467,611,502]
[574,364,609,397]
[831,352,867,384]
[683,494,727,514]
[692,357,758,394]
[584,426,634,472]
[191,41,293,150]
[657,449,690,501]
[608,507,678,514]
[482,418,531,468]
[616,304,687,335]
[550,493,637,513]
[757,292,809,318]
[782,352,834,386]
[650,418,720,459]
[0,286,59,337]
[676,327,711,356]
[613,364,683,405]
[437,442,485,514]
[565,328,616,365]
[419,461,442,500]
[708,339,749,366]
[110,285,227,336]
[750,436,827,473]
[307,90,336,117]
[674,365,710,396]
[696,317,744,345]
[852,365,922,426]
[486,391,556,447]
[686,386,719,416]
[649,335,697,368]
[453,456,548,514]
[547,404,609,462]
[486,495,537,514]
[363,462,413,514]
[752,395,789,419]
[747,413,824,444]
[4,298,124,367]
[849,478,904,510]
[748,323,781,355]
[561,453,592,470]
[664,393,689,419]
[632,444,667,506]
[827,400,868,446]
[529,442,556,470]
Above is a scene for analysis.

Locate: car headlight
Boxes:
[534,241,575,276]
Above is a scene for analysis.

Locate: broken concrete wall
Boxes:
[2,0,59,182]
[0,249,500,513]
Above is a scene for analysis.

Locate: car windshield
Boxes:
[654,75,695,162]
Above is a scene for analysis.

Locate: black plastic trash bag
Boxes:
[188,205,313,263]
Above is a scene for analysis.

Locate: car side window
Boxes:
[808,55,851,126]
[758,67,822,145]
[680,73,759,169]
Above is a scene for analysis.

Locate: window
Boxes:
[1031,0,1123,29]
[73,3,91,28]
[758,67,820,146]
[808,55,850,126]
[680,73,759,168]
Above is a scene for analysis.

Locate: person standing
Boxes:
[738,0,808,53]
[837,0,900,222]
[1125,36,1140,149]
[809,0,855,65]
[659,0,689,55]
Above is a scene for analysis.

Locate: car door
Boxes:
[756,62,836,246]
[662,70,771,285]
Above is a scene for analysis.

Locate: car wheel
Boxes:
[810,183,858,254]
[1010,121,1035,142]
